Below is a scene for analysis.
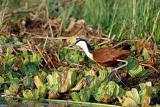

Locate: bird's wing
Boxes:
[93,48,131,64]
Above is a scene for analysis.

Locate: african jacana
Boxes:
[68,37,131,81]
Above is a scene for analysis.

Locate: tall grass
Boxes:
[0,0,160,42]
[48,0,160,42]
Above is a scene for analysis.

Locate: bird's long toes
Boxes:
[108,70,116,81]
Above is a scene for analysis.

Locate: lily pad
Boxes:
[59,68,77,93]
[94,81,125,102]
[47,72,60,92]
[71,88,91,102]
[60,49,85,64]
[20,62,39,76]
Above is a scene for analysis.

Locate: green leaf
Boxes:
[126,88,140,104]
[94,81,125,102]
[59,68,77,93]
[60,49,85,64]
[4,83,19,96]
[0,76,4,84]
[38,70,47,83]
[139,82,155,104]
[71,92,81,101]
[47,72,60,92]
[23,76,34,88]
[79,88,91,102]
[126,56,139,70]
[97,68,110,82]
[142,48,149,61]
[30,53,42,64]
[23,90,34,99]
[128,65,148,77]
[121,97,138,107]
[37,84,47,97]
[11,77,20,84]
[126,56,148,77]
[20,62,39,76]
[120,82,155,106]
[0,35,6,44]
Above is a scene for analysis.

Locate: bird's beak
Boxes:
[68,42,75,47]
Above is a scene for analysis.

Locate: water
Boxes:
[0,96,116,107]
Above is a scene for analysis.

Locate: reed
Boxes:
[0,0,160,42]
[56,0,160,42]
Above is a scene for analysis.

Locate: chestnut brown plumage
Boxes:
[93,47,131,66]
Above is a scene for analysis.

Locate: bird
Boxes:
[68,36,131,82]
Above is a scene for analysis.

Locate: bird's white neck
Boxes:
[76,41,94,60]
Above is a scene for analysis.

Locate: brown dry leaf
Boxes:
[136,40,158,67]
[64,17,92,36]
[141,96,150,107]
[48,90,60,99]
[136,40,153,54]
[65,17,76,32]
[100,95,114,103]
[84,70,97,76]
[65,17,85,33]
[71,79,83,91]
[34,75,43,88]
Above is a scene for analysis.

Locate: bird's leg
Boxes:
[114,69,121,82]
[108,59,128,86]
[108,69,120,80]
[114,59,128,71]
[109,69,127,87]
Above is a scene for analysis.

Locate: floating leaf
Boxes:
[71,88,91,102]
[126,88,140,104]
[38,70,47,83]
[24,84,47,100]
[30,53,42,65]
[119,81,155,106]
[126,56,139,70]
[71,79,83,91]
[94,81,125,102]
[71,92,81,101]
[139,82,155,104]
[47,72,60,92]
[79,88,91,102]
[119,88,140,107]
[60,49,85,64]
[23,76,34,88]
[5,83,19,96]
[126,56,148,77]
[23,90,34,99]
[120,96,138,107]
[59,68,77,93]
[128,65,144,77]
[97,68,111,82]
[36,84,47,98]
[0,76,4,84]
[20,62,39,76]
[34,75,43,88]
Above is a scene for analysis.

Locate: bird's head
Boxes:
[68,36,85,47]
[68,36,94,52]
